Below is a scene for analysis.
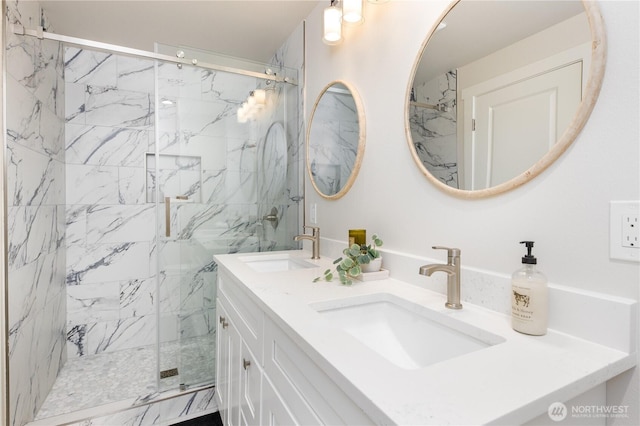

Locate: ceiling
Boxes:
[415,0,586,84]
[39,0,320,63]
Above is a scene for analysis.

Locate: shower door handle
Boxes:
[165,197,171,237]
[243,359,251,370]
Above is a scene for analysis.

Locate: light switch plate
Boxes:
[610,201,640,262]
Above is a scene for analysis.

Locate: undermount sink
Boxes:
[239,253,316,272]
[311,294,504,370]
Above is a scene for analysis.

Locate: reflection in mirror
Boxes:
[407,0,605,198]
[307,81,365,199]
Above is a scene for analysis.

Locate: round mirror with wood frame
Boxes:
[405,0,606,199]
[307,80,366,199]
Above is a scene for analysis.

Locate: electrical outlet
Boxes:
[610,201,640,262]
[622,214,639,248]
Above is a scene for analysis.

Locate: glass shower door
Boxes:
[152,48,299,391]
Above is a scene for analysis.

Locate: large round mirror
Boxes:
[406,0,606,198]
[307,80,365,199]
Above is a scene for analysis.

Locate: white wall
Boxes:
[304,0,639,423]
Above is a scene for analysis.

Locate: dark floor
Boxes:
[172,411,223,426]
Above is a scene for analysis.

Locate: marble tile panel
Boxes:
[156,101,178,135]
[157,130,180,154]
[159,313,179,342]
[225,171,256,204]
[175,203,227,241]
[179,308,214,339]
[181,133,227,170]
[227,136,257,172]
[8,205,60,271]
[9,310,36,426]
[177,97,236,138]
[67,282,120,325]
[120,278,156,318]
[410,70,458,188]
[157,61,204,100]
[33,40,65,117]
[118,167,147,205]
[66,205,88,246]
[6,142,64,207]
[159,388,218,421]
[201,169,226,204]
[66,241,150,285]
[85,204,155,244]
[6,76,65,161]
[8,250,64,331]
[117,56,155,94]
[65,82,87,124]
[64,47,117,87]
[66,123,151,167]
[85,315,156,354]
[201,69,254,101]
[68,404,160,426]
[65,164,119,205]
[5,30,38,87]
[84,85,154,129]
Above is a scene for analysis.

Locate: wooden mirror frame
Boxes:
[404,0,606,199]
[307,80,366,200]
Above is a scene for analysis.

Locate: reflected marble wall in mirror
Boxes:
[307,81,365,199]
[406,0,606,198]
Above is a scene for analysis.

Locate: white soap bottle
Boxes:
[511,241,548,335]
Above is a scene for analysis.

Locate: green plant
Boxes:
[314,234,383,285]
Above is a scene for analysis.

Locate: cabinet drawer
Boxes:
[218,271,264,362]
[263,318,373,426]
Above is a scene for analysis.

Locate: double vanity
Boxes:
[214,250,636,425]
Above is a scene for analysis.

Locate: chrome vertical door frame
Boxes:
[1,1,10,424]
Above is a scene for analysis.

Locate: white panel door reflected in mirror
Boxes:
[406,0,606,198]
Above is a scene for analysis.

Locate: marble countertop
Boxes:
[214,250,636,425]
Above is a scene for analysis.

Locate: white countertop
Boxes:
[214,250,636,425]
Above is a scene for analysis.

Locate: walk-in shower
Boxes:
[408,70,458,188]
[3,4,302,424]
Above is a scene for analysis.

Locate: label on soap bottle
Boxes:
[511,281,548,335]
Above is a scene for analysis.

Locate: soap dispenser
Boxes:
[511,241,548,335]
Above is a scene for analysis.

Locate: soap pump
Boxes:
[511,241,548,335]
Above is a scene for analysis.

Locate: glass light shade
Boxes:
[343,0,363,24]
[323,5,342,45]
[237,103,249,123]
[252,89,266,105]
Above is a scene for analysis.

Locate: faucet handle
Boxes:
[304,226,319,235]
[432,246,461,259]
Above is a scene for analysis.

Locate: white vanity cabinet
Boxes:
[216,269,375,426]
[216,273,264,426]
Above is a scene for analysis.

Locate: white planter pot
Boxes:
[360,256,382,273]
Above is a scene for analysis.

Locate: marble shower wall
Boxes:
[64,47,158,359]
[409,70,459,188]
[307,89,359,196]
[5,2,67,425]
[64,47,273,361]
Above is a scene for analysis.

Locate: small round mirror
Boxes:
[307,81,365,199]
[406,0,606,198]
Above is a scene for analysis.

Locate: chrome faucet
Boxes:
[419,246,462,309]
[294,226,320,259]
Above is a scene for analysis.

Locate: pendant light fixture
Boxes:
[342,0,364,24]
[322,0,343,45]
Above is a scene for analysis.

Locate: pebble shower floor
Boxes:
[35,336,215,420]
